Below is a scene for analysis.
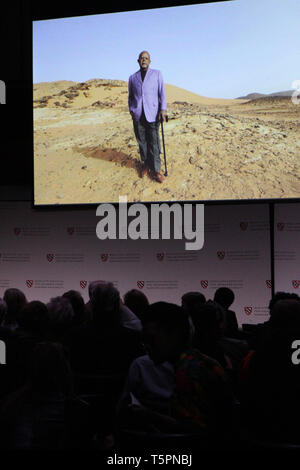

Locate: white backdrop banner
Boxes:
[0,201,272,325]
[274,202,300,294]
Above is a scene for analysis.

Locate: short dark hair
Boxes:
[214,287,235,309]
[269,299,300,328]
[3,288,27,325]
[181,291,206,313]
[62,290,86,324]
[124,289,149,319]
[142,301,190,346]
[46,296,74,339]
[191,301,224,344]
[269,291,300,314]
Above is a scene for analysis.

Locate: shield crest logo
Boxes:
[67,227,75,235]
[14,227,21,235]
[240,222,248,231]
[217,251,225,260]
[156,253,164,261]
[137,280,144,289]
[200,280,208,289]
[46,253,54,262]
[101,253,109,262]
[26,280,33,288]
[244,306,252,315]
[277,222,285,231]
[265,280,272,288]
[292,280,300,289]
[80,280,87,289]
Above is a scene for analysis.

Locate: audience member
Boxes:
[190,301,231,370]
[69,281,143,376]
[181,291,206,315]
[1,283,299,449]
[124,289,149,321]
[120,302,234,439]
[62,290,87,326]
[3,288,27,331]
[118,355,175,414]
[46,296,74,345]
[213,287,240,338]
[238,298,300,443]
[5,301,49,393]
[247,291,300,350]
[0,342,73,449]
[86,281,142,330]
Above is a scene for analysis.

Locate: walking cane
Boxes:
[160,114,168,177]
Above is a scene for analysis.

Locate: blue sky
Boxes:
[33,0,300,98]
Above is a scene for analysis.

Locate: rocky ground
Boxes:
[33,79,300,204]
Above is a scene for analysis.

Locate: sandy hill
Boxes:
[33,79,246,109]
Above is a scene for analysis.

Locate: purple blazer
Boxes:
[128,68,167,123]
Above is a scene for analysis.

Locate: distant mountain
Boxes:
[236,90,294,100]
[236,92,267,100]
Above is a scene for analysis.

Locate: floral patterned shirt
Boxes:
[171,348,233,433]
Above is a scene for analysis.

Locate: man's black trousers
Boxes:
[133,112,161,173]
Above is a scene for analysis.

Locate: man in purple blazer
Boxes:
[128,51,167,183]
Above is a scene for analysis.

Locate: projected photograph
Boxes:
[33,0,300,205]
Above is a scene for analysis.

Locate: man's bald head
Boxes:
[138,50,151,60]
[138,51,151,71]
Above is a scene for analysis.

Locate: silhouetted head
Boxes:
[191,300,225,346]
[269,299,300,329]
[269,291,300,315]
[141,302,190,364]
[214,287,235,310]
[46,296,74,340]
[181,291,206,314]
[90,281,121,327]
[124,289,149,320]
[3,288,27,327]
[62,290,86,325]
[88,280,106,300]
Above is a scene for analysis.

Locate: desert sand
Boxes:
[33,78,300,204]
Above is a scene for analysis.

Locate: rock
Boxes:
[81,166,87,169]
[65,92,79,99]
[189,156,196,164]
